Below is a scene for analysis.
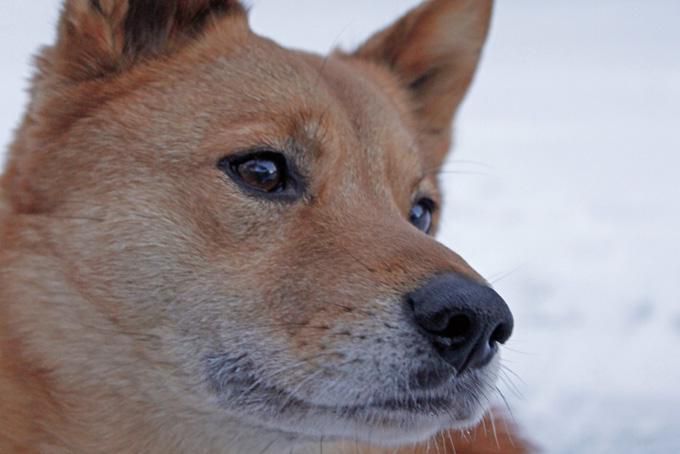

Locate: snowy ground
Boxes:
[2,1,679,452]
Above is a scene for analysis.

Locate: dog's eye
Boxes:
[235,156,284,192]
[218,151,292,196]
[409,198,435,233]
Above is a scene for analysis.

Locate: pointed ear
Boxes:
[53,0,246,80]
[354,0,493,167]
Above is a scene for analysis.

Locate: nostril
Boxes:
[490,322,512,345]
[443,313,472,343]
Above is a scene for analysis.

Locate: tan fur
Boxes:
[0,1,533,452]
[0,185,8,219]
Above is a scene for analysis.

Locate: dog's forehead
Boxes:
[309,53,424,200]
[187,41,424,195]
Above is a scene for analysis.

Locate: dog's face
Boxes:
[3,0,511,446]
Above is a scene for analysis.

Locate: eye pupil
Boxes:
[239,159,281,191]
[409,199,434,233]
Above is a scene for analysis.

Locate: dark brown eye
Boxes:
[409,198,435,233]
[218,151,301,200]
[236,157,283,193]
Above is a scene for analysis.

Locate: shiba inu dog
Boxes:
[0,0,531,452]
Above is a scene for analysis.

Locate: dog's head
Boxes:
[3,0,511,446]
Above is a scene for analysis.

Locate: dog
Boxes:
[0,0,532,452]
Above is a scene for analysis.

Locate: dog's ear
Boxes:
[53,0,246,80]
[354,0,493,168]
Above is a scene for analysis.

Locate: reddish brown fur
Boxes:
[0,1,533,452]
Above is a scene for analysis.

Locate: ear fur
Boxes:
[54,0,245,80]
[355,0,494,168]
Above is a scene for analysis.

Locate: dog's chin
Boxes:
[230,388,489,447]
[213,367,496,447]
[285,397,488,447]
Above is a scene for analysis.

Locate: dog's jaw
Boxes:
[204,350,501,447]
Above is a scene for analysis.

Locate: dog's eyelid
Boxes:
[413,171,441,202]
[412,186,439,209]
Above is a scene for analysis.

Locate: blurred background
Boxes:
[1,1,679,452]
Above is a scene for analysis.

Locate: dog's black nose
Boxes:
[408,274,514,374]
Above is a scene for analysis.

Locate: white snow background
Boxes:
[1,1,679,452]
